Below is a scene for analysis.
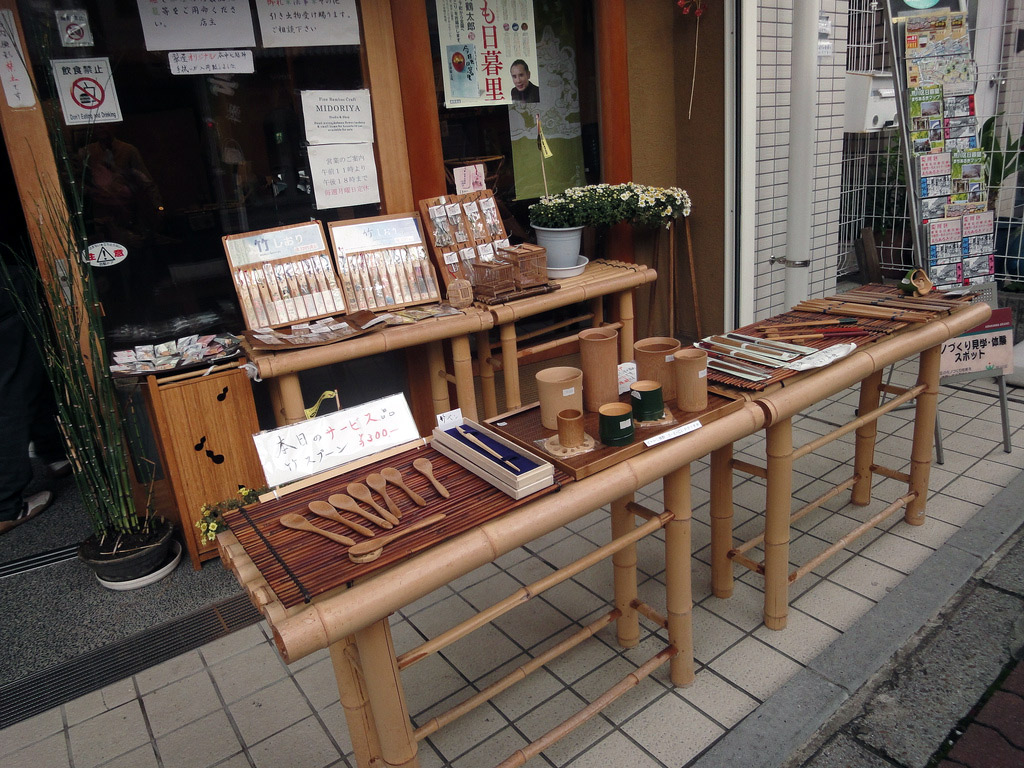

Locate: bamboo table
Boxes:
[707,297,991,630]
[218,400,763,768]
[478,260,658,418]
[244,307,493,426]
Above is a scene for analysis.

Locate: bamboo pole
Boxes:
[871,464,911,483]
[330,636,384,768]
[852,369,884,506]
[616,289,636,362]
[611,494,639,649]
[475,330,497,418]
[763,417,793,630]
[499,322,521,410]
[664,464,694,686]
[709,445,734,598]
[450,334,477,421]
[730,458,767,479]
[906,344,941,525]
[426,340,451,418]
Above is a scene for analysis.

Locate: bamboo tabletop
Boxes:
[223,443,569,608]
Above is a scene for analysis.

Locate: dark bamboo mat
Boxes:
[705,284,974,391]
[224,444,568,607]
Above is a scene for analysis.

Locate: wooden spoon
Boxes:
[280,513,355,546]
[381,467,426,506]
[413,457,450,499]
[366,473,403,519]
[327,494,394,529]
[308,501,374,538]
[348,513,447,563]
[348,482,400,525]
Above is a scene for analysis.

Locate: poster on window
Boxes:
[52,57,122,125]
[307,143,380,210]
[0,10,35,108]
[300,90,373,146]
[435,0,538,109]
[136,0,255,52]
[255,0,358,49]
[509,5,585,200]
[887,0,964,22]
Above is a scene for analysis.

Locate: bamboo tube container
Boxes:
[535,366,583,429]
[578,327,620,412]
[556,409,585,448]
[674,347,708,412]
[633,336,681,401]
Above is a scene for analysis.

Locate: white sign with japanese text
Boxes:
[253,393,420,487]
[169,50,254,75]
[255,0,358,48]
[301,90,373,146]
[52,57,122,125]
[0,10,35,108]
[136,0,255,52]
[307,143,380,210]
[940,307,1013,379]
[435,0,538,108]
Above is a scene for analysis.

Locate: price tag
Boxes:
[436,408,464,429]
[644,420,702,447]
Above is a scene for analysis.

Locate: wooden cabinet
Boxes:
[145,363,266,569]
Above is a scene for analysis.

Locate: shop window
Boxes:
[15,0,376,346]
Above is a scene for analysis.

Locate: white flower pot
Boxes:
[533,225,584,269]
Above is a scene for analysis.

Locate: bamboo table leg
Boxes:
[852,369,884,506]
[664,464,694,686]
[450,335,478,421]
[499,322,522,410]
[329,634,384,768]
[763,418,794,630]
[272,372,307,426]
[476,330,498,418]
[906,345,941,525]
[426,340,451,417]
[353,618,419,768]
[615,290,635,362]
[611,494,639,649]
[709,444,735,598]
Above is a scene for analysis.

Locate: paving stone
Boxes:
[975,691,1024,749]
[801,734,890,768]
[854,588,1024,768]
[946,724,1024,768]
[1002,661,1024,697]
[982,536,1024,596]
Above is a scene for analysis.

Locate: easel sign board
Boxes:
[939,307,1013,382]
[887,0,964,22]
[252,393,420,487]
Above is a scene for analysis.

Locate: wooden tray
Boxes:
[222,443,569,607]
[485,393,745,480]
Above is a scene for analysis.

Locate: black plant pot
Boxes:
[77,519,176,583]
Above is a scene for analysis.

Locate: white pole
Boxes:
[783,0,820,307]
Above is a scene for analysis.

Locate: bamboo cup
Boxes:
[579,327,620,412]
[674,347,708,412]
[598,402,634,446]
[556,408,585,448]
[536,366,583,429]
[630,380,664,422]
[633,336,682,401]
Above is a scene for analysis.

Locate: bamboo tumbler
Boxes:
[556,408,585,448]
[633,336,682,401]
[579,327,620,412]
[535,366,584,429]
[674,347,708,412]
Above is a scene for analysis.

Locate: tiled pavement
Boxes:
[2,360,1023,768]
[939,660,1024,768]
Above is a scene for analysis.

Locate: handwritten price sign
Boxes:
[253,393,419,487]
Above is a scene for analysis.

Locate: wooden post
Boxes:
[499,322,522,410]
[663,465,694,686]
[329,635,385,768]
[852,369,883,506]
[450,334,478,421]
[906,344,941,525]
[611,494,639,648]
[353,619,419,768]
[763,418,793,630]
[709,444,735,598]
[476,330,498,417]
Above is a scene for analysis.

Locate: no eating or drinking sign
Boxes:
[52,57,123,126]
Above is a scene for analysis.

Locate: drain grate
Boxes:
[0,546,79,579]
[0,593,260,730]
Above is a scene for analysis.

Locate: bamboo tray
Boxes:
[486,393,745,480]
[222,443,569,607]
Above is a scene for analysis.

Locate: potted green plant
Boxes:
[0,129,176,589]
[528,183,691,268]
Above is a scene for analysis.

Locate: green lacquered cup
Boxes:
[599,402,635,446]
[630,380,664,422]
